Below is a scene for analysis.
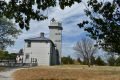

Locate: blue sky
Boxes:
[6,1,107,59]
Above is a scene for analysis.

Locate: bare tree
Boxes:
[73,38,97,67]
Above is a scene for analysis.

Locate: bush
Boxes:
[107,56,116,66]
[91,56,96,65]
[61,56,74,64]
[82,59,88,65]
[77,58,82,64]
[95,56,105,66]
[0,50,16,59]
[116,56,120,66]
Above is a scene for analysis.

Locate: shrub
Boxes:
[107,56,116,66]
[95,56,105,66]
[91,56,96,65]
[0,50,17,59]
[61,56,74,64]
[77,58,82,64]
[116,56,120,66]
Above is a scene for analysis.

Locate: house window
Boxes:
[26,54,29,59]
[27,42,31,47]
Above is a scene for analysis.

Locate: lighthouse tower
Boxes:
[49,18,63,64]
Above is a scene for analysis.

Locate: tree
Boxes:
[73,38,97,67]
[107,52,116,66]
[0,0,120,34]
[0,0,81,30]
[4,51,10,59]
[107,56,116,66]
[116,56,120,66]
[0,17,21,50]
[77,58,82,64]
[0,50,17,59]
[61,56,74,64]
[95,56,105,66]
[0,50,5,59]
[9,53,17,60]
[78,0,120,54]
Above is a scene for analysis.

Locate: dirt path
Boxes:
[0,68,21,80]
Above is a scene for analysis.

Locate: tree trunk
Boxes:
[87,58,91,67]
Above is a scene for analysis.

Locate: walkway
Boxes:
[0,68,20,80]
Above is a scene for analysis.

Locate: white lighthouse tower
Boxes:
[49,18,63,64]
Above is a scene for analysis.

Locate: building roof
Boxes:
[25,37,51,42]
[24,36,56,47]
[24,33,55,47]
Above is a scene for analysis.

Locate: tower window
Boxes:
[55,33,61,35]
[55,40,61,42]
[27,42,31,47]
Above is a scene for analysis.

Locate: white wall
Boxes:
[49,28,62,63]
[23,41,51,66]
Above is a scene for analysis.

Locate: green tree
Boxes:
[9,53,17,60]
[0,17,21,50]
[116,56,120,66]
[0,50,5,59]
[77,58,82,64]
[61,56,74,64]
[0,0,81,30]
[0,50,17,59]
[61,57,68,64]
[95,56,105,66]
[0,50,10,59]
[107,55,116,66]
[4,51,10,59]
[78,0,120,54]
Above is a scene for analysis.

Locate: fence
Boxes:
[0,59,37,67]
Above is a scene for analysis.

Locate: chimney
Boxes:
[40,32,44,37]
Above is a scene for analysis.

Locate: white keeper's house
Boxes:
[22,18,63,66]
